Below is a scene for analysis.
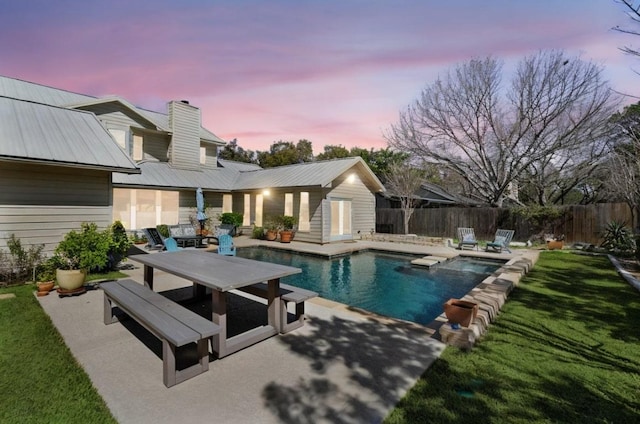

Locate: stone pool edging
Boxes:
[437,251,539,349]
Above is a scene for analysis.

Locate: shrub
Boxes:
[54,223,111,271]
[218,212,243,227]
[0,234,44,284]
[600,221,635,252]
[156,224,170,239]
[252,226,265,240]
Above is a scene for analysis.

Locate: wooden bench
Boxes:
[238,282,318,333]
[102,279,220,387]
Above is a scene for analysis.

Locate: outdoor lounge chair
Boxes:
[142,227,165,250]
[217,234,236,256]
[485,229,514,253]
[457,227,479,250]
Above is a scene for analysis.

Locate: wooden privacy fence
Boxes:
[376,203,635,245]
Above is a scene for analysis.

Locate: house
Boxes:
[0,75,384,251]
[377,181,483,209]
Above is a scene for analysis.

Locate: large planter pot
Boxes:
[279,230,294,243]
[265,230,278,241]
[56,269,86,291]
[443,298,478,327]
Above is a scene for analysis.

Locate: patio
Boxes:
[36,238,532,423]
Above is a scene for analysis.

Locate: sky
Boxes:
[1,0,639,154]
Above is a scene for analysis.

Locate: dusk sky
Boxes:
[1,1,639,153]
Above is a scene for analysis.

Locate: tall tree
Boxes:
[257,140,314,168]
[613,0,640,57]
[604,102,640,226]
[315,145,351,160]
[386,50,619,206]
[383,161,425,235]
[217,138,256,163]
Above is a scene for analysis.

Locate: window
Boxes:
[132,135,143,161]
[200,147,206,165]
[108,129,126,149]
[298,192,310,232]
[255,194,263,227]
[222,194,232,213]
[112,188,178,229]
[284,193,293,216]
[243,194,251,226]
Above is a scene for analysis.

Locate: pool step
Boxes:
[411,256,449,268]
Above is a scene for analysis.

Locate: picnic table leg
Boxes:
[143,265,154,290]
[267,278,282,333]
[210,290,227,358]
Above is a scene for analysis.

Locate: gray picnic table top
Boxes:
[129,250,302,357]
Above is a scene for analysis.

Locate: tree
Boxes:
[218,138,256,163]
[256,140,314,168]
[613,0,640,57]
[604,102,640,227]
[386,50,619,206]
[315,145,351,160]
[383,161,425,234]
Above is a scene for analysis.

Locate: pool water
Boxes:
[237,247,503,325]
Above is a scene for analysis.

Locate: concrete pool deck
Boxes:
[37,238,537,423]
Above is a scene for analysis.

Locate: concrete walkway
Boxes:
[37,239,526,423]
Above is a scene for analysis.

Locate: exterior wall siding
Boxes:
[327,173,376,239]
[0,163,113,253]
[169,101,201,170]
[140,131,170,162]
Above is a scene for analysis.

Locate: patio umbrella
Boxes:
[196,187,207,233]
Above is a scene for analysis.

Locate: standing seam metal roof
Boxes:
[0,96,139,173]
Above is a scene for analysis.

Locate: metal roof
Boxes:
[0,96,140,173]
[113,157,386,194]
[113,161,238,191]
[0,75,225,144]
[233,157,385,192]
[217,158,263,171]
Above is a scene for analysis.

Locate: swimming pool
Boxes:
[237,247,503,325]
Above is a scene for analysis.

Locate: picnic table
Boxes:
[129,250,301,358]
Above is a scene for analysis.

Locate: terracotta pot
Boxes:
[279,230,294,243]
[56,269,86,291]
[265,230,278,241]
[547,240,564,250]
[443,298,478,327]
[36,281,55,296]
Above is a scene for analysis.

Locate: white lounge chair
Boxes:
[486,229,515,253]
[457,227,479,250]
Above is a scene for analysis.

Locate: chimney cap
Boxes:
[180,100,190,105]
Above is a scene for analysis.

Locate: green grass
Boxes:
[0,284,117,423]
[385,251,640,423]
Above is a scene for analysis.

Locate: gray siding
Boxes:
[140,131,170,162]
[201,143,219,170]
[169,101,201,170]
[327,173,376,239]
[0,163,113,253]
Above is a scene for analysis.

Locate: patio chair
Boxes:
[457,227,478,250]
[163,237,182,252]
[217,234,236,256]
[142,228,165,250]
[485,229,515,253]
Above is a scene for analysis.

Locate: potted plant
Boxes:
[279,215,297,243]
[217,212,243,237]
[35,257,57,296]
[443,298,478,327]
[53,222,111,291]
[263,216,279,241]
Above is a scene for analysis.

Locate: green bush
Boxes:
[218,212,243,227]
[54,223,111,271]
[252,226,265,239]
[156,224,170,238]
[0,234,44,284]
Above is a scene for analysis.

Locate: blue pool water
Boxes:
[237,247,503,325]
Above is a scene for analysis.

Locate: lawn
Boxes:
[0,282,118,423]
[385,251,640,423]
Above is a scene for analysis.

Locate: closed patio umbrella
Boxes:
[196,187,207,233]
